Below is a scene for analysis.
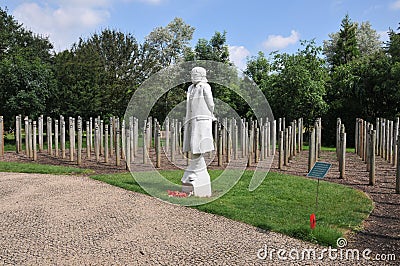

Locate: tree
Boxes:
[52,29,141,118]
[144,17,195,72]
[142,18,195,121]
[244,51,270,86]
[324,20,382,67]
[186,31,230,63]
[246,41,328,127]
[357,21,383,56]
[0,7,56,126]
[324,14,360,68]
[387,24,400,62]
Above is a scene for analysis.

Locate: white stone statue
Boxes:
[182,67,215,197]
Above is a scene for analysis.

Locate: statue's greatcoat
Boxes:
[182,81,215,154]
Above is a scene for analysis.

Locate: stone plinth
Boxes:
[181,154,211,197]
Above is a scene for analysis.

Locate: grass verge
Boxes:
[91,170,373,247]
[0,161,92,175]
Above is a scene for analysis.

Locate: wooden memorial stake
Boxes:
[279,130,284,169]
[241,120,246,158]
[288,125,293,161]
[104,124,109,163]
[284,128,289,166]
[266,121,271,157]
[24,117,29,156]
[376,118,380,156]
[15,116,21,153]
[165,117,170,153]
[272,119,277,155]
[129,117,134,163]
[126,127,131,170]
[33,121,37,161]
[260,124,265,161]
[54,120,59,157]
[38,115,43,152]
[69,119,74,162]
[293,121,297,156]
[61,120,66,159]
[369,129,376,185]
[133,117,138,158]
[86,121,90,159]
[389,120,393,164]
[28,119,33,159]
[99,120,103,155]
[254,127,259,164]
[156,124,161,168]
[109,117,114,156]
[171,123,175,163]
[339,125,346,179]
[385,119,389,161]
[142,125,147,164]
[77,119,82,165]
[49,118,53,156]
[0,116,3,157]
[355,118,359,156]
[308,128,316,172]
[121,120,126,160]
[95,123,100,162]
[393,117,399,167]
[366,123,371,172]
[337,118,342,159]
[234,123,238,160]
[116,128,121,166]
[218,124,223,167]
[396,135,400,194]
[314,120,319,159]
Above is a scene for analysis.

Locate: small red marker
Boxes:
[310,213,316,229]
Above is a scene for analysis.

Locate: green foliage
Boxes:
[144,17,195,70]
[330,14,360,68]
[0,7,56,126]
[387,24,400,62]
[144,18,195,122]
[246,40,328,127]
[324,18,382,68]
[52,29,141,119]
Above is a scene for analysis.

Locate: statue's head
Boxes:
[191,67,208,84]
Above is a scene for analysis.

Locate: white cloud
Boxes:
[12,0,166,50]
[390,0,400,10]
[378,30,390,43]
[137,0,163,4]
[13,1,111,51]
[262,30,300,51]
[229,46,251,71]
[122,0,164,4]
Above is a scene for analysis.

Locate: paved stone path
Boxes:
[0,172,369,265]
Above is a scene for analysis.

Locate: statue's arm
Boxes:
[203,84,215,114]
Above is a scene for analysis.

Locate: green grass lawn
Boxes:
[302,144,355,153]
[0,161,92,175]
[91,170,373,247]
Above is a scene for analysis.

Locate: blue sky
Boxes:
[2,0,400,69]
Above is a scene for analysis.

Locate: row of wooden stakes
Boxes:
[13,115,304,169]
[355,118,400,193]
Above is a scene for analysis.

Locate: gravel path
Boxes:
[0,172,367,265]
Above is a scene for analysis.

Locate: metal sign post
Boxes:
[306,162,332,229]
